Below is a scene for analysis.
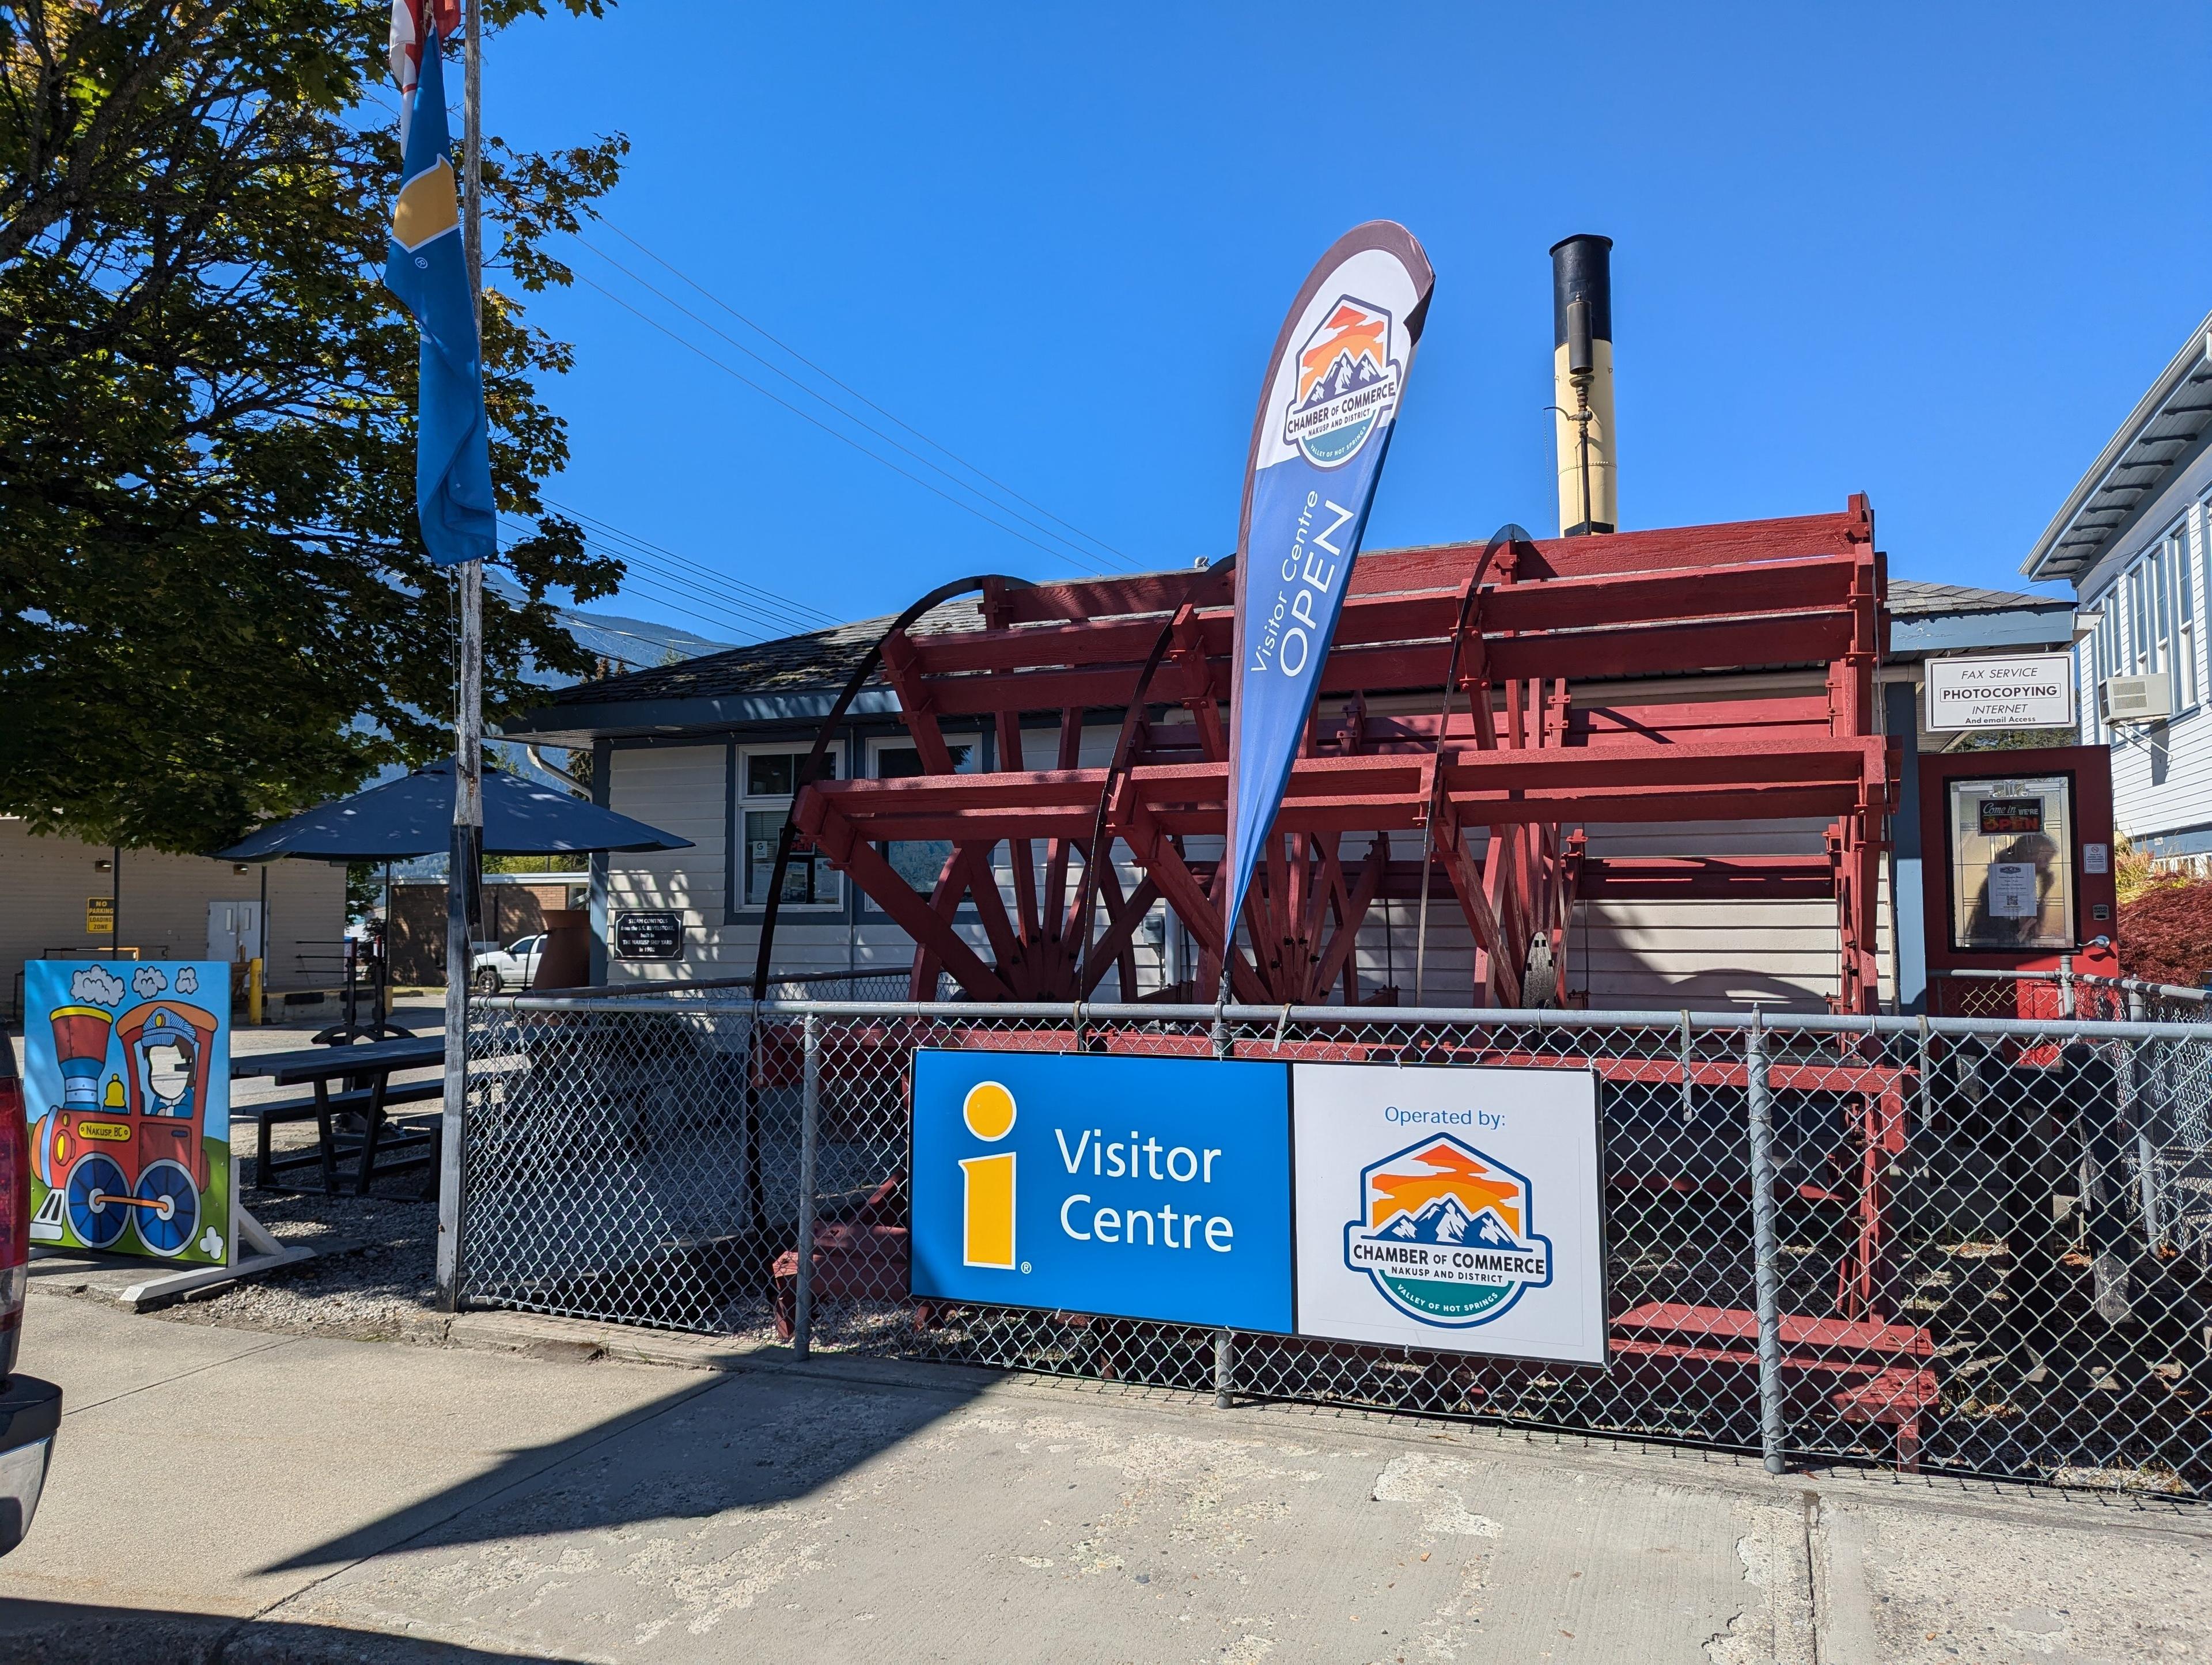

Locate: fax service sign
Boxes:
[910,1050,1295,1334]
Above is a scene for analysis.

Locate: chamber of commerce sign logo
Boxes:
[1283,296,1401,467]
[1343,1135,1552,1326]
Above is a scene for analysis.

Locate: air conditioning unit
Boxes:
[2102,673,2173,724]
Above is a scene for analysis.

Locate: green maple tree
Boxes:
[1,0,627,852]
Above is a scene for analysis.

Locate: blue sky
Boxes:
[480,3,2211,646]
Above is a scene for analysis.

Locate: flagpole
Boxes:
[435,1,485,1315]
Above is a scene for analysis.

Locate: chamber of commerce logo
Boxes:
[960,1080,1018,1269]
[1283,296,1402,467]
[1343,1135,1552,1326]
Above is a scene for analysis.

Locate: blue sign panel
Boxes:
[910,1050,1294,1333]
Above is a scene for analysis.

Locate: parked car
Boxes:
[0,1038,63,1554]
[470,934,544,996]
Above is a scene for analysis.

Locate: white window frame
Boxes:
[2171,517,2199,712]
[2131,557,2157,674]
[735,742,843,913]
[2093,589,2119,741]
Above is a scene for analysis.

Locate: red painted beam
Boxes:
[1577,856,1838,901]
[1009,505,1873,612]
[907,553,1871,683]
[969,508,1868,632]
[912,609,1863,714]
[1571,697,1832,741]
[802,738,1883,832]
[1349,507,1868,596]
[802,737,1884,835]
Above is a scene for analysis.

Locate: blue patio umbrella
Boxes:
[216,761,692,861]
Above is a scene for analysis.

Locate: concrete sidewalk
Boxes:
[0,1296,2206,1663]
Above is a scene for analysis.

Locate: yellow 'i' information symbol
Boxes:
[960,1081,1017,1269]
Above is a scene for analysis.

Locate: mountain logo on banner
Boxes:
[1283,296,1402,467]
[1343,1135,1553,1326]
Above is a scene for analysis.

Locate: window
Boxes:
[2094,593,2120,741]
[2133,556,2158,673]
[2201,497,2212,684]
[869,736,978,899]
[1946,775,2075,951]
[2176,520,2200,711]
[737,745,842,909]
[2156,543,2174,670]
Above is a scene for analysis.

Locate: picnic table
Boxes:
[232,1035,446,1196]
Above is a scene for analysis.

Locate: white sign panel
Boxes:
[1926,654,2075,733]
[1291,1062,1605,1366]
[1986,861,2039,919]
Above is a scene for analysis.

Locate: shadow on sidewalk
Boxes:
[260,1355,1000,1576]
[0,1598,582,1663]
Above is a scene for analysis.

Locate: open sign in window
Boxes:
[1947,776,2074,951]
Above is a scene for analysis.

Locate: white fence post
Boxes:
[2126,989,2164,1251]
[794,1011,820,1360]
[1744,1014,1789,1476]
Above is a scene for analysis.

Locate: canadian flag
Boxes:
[389,0,465,143]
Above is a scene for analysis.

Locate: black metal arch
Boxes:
[1412,522,1534,1001]
[749,574,1033,1002]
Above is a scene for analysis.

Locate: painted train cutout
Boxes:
[33,998,217,1257]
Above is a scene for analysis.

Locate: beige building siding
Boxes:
[1,819,344,1006]
[601,742,732,980]
[1571,818,1893,1013]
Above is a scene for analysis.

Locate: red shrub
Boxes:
[2117,878,2212,988]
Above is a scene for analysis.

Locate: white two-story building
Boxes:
[2024,314,2212,870]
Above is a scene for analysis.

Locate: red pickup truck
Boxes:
[0,1035,63,1552]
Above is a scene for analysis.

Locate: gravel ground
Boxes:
[141,1111,446,1341]
[171,996,449,1340]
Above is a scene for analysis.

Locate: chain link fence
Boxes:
[459,993,2212,1496]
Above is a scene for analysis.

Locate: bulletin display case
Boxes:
[1920,746,2118,1017]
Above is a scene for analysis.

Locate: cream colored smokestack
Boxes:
[1550,234,1615,536]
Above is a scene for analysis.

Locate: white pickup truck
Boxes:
[469,934,544,995]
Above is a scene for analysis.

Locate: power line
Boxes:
[367,83,1134,578]
[593,216,1139,572]
[370,79,1135,581]
[500,500,833,639]
[567,229,1137,575]
[602,581,778,645]
[496,513,811,646]
[577,541,826,639]
[538,495,839,630]
[566,270,1112,579]
[634,574,811,642]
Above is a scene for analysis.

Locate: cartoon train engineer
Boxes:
[35,1000,217,1258]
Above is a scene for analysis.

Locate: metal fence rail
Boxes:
[1930,965,2212,1026]
[460,995,2212,1496]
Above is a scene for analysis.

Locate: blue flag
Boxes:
[1222,224,1434,954]
[383,25,497,568]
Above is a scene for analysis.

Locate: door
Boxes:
[207,900,263,964]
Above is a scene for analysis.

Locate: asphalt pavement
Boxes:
[0,1294,2205,1663]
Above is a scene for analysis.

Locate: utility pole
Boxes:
[436,0,485,1315]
